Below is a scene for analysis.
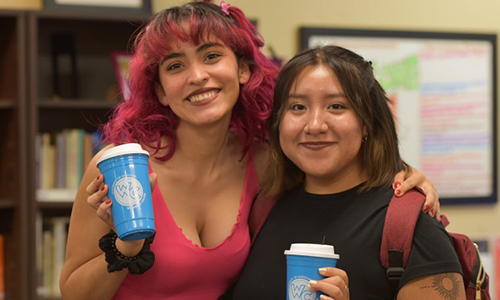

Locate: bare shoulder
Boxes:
[397,272,465,300]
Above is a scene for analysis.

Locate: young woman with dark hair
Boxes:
[231,45,464,300]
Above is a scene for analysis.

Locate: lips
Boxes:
[186,89,220,103]
[300,141,334,150]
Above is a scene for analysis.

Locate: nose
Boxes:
[305,109,328,135]
[187,63,209,85]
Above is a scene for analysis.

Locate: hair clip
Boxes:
[220,1,230,15]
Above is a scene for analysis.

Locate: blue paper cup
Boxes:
[97,143,155,241]
[284,244,340,300]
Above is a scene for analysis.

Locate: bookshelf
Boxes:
[0,9,29,300]
[23,10,149,300]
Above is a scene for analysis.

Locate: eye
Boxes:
[205,52,221,61]
[166,62,183,71]
[328,103,345,110]
[290,104,307,111]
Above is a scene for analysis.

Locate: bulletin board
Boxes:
[300,28,498,205]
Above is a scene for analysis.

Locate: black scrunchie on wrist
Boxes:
[98,230,155,274]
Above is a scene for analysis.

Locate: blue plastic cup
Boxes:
[96,143,155,241]
[284,244,340,300]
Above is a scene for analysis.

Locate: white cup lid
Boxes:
[96,143,149,165]
[284,243,340,259]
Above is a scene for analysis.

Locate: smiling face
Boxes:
[279,64,367,193]
[155,38,250,127]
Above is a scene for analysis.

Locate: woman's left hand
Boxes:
[308,267,349,300]
[393,168,441,221]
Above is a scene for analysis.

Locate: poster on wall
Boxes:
[300,28,498,205]
[496,238,500,300]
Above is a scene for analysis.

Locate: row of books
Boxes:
[36,214,70,298]
[36,129,103,199]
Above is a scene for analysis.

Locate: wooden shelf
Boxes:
[0,99,15,109]
[38,296,62,300]
[0,198,14,209]
[39,99,118,109]
[0,10,23,17]
[32,9,150,22]
[37,201,73,209]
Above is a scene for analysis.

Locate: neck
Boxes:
[171,118,239,170]
[304,162,367,195]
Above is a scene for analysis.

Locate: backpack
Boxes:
[380,189,490,300]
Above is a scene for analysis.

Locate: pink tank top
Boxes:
[112,152,258,300]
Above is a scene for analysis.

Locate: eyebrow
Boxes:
[161,42,224,65]
[288,93,346,99]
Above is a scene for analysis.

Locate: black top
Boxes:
[229,184,462,300]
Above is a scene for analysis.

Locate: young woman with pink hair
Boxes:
[60,2,439,299]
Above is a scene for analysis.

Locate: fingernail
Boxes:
[395,189,401,196]
[105,198,111,204]
[423,205,430,213]
[320,296,331,300]
[308,280,318,288]
[318,268,327,274]
[429,209,435,217]
[101,185,105,191]
[96,175,101,181]
[393,181,401,189]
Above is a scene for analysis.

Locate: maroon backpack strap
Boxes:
[380,189,426,290]
[249,193,279,244]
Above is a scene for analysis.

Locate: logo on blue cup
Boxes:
[288,276,316,300]
[113,175,145,208]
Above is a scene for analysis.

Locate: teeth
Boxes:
[188,90,218,102]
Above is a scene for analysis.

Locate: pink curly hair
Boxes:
[102,2,279,160]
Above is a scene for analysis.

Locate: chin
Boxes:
[299,165,334,178]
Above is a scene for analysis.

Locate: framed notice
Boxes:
[111,52,132,101]
[44,0,152,14]
[300,28,498,205]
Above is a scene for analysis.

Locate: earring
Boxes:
[362,135,368,143]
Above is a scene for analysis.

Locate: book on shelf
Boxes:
[36,189,78,203]
[56,133,66,189]
[35,213,43,298]
[0,235,4,300]
[36,129,104,198]
[66,129,80,190]
[38,216,70,298]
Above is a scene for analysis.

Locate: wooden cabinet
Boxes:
[0,8,148,300]
[0,10,29,300]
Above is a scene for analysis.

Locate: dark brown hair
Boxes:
[262,45,409,196]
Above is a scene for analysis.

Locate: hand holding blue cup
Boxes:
[284,244,340,300]
[96,143,155,241]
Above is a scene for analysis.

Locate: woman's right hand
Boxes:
[85,172,158,256]
[85,172,158,232]
[308,267,349,300]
